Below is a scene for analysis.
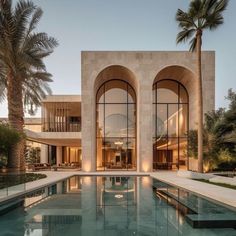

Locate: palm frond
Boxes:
[19,51,46,71]
[13,0,35,50]
[189,0,202,17]
[189,37,197,52]
[176,0,228,51]
[0,76,7,103]
[0,0,58,114]
[204,12,224,29]
[29,71,53,82]
[203,0,229,30]
[215,0,229,12]
[176,28,195,44]
[176,9,196,29]
[23,77,52,114]
[26,6,42,35]
[24,32,58,51]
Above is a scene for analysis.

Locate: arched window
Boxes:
[96,79,136,171]
[153,79,189,170]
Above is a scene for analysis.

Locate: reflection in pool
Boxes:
[0,176,235,236]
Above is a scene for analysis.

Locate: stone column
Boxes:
[138,75,153,172]
[56,146,62,165]
[81,62,96,172]
[40,144,48,163]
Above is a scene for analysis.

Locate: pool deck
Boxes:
[1,171,236,209]
[150,172,236,209]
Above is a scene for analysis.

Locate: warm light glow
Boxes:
[142,176,150,186]
[83,177,92,185]
[83,161,91,172]
[142,161,150,172]
[114,141,123,146]
[33,214,42,222]
[115,194,123,199]
[203,162,210,173]
[179,215,184,225]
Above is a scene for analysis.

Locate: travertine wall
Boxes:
[81,51,215,172]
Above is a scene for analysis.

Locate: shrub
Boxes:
[0,124,21,167]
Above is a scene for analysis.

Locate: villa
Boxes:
[22,51,215,172]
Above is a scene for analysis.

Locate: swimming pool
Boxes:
[0,176,235,236]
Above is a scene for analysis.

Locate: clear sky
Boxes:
[1,0,236,117]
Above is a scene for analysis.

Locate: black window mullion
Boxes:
[178,83,180,170]
[103,84,105,171]
[167,104,169,165]
[155,83,157,170]
[126,82,128,170]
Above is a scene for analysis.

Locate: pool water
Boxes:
[0,176,235,236]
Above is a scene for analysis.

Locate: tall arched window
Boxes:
[96,79,136,171]
[153,79,189,170]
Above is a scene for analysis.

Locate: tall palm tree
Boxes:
[0,0,58,171]
[176,0,228,172]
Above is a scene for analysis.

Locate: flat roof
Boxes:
[42,95,81,103]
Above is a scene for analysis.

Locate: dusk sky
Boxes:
[1,0,236,117]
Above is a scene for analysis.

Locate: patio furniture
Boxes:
[27,163,51,172]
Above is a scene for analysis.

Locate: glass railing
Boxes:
[0,174,26,199]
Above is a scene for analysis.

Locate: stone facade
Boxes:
[81,51,215,172]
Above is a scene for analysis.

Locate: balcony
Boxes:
[42,122,81,132]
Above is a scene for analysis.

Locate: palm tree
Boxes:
[176,0,228,172]
[188,108,236,171]
[0,0,58,171]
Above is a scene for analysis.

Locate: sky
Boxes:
[1,0,236,117]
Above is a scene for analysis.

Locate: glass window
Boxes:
[180,85,188,103]
[168,104,179,137]
[179,104,188,137]
[104,80,127,103]
[156,80,178,103]
[104,137,127,169]
[96,80,136,171]
[128,104,136,137]
[128,85,136,103]
[153,79,189,171]
[156,104,167,138]
[105,104,127,137]
[96,104,104,137]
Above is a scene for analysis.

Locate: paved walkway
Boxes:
[1,171,236,209]
[151,172,236,209]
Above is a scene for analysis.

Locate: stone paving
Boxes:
[0,171,236,210]
[150,171,236,209]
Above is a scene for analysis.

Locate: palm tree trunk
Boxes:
[196,30,204,173]
[7,72,25,172]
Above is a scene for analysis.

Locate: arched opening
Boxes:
[96,77,137,171]
[153,79,189,171]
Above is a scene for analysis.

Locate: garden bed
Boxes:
[193,179,236,190]
[0,173,46,189]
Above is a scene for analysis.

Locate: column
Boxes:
[138,78,153,172]
[40,144,48,163]
[56,146,63,165]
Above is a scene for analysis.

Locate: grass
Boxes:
[194,179,236,190]
[0,173,46,189]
